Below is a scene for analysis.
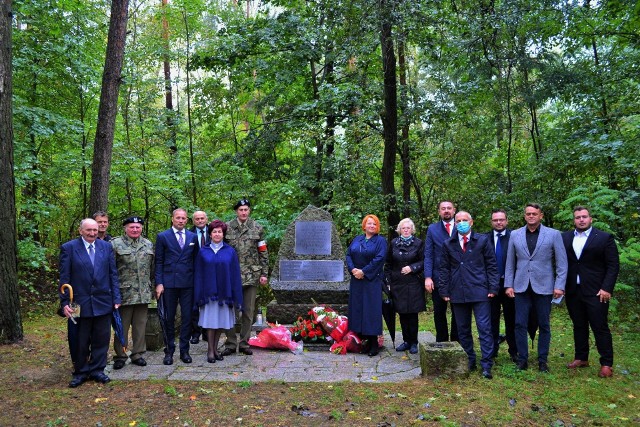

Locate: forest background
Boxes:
[2,0,639,330]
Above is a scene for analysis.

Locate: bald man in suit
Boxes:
[504,203,567,373]
[59,218,121,388]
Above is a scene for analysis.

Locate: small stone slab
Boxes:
[419,341,468,377]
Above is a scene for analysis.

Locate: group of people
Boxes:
[59,200,268,388]
[58,199,619,387]
[346,202,619,380]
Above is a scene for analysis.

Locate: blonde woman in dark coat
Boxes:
[385,218,425,354]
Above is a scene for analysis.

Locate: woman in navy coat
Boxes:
[346,214,387,356]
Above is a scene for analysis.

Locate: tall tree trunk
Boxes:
[380,0,400,238]
[398,36,411,218]
[0,0,23,344]
[162,0,178,210]
[89,0,130,215]
[182,9,197,206]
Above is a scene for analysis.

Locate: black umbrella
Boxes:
[112,308,127,352]
[381,280,396,348]
[156,293,171,350]
[528,308,538,347]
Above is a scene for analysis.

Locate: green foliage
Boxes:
[8,0,638,329]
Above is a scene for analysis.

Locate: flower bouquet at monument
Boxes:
[289,314,330,343]
[249,323,303,354]
[308,305,348,341]
[330,330,363,355]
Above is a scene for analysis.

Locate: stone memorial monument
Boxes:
[268,205,350,324]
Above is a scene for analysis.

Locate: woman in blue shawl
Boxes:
[194,220,243,363]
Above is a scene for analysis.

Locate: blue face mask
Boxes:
[456,221,471,234]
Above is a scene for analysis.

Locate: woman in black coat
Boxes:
[385,218,425,354]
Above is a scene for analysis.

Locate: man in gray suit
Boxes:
[504,203,567,372]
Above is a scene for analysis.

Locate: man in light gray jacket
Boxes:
[504,203,567,373]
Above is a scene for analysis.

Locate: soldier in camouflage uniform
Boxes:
[110,216,154,368]
[221,199,269,356]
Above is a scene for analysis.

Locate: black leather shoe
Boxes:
[69,375,87,388]
[163,354,174,365]
[409,343,418,354]
[517,361,528,371]
[113,359,126,370]
[360,341,371,355]
[221,348,236,357]
[510,354,519,363]
[180,352,192,363]
[240,347,253,355]
[395,342,410,352]
[482,370,493,379]
[539,362,550,373]
[190,336,200,345]
[131,358,147,367]
[368,345,379,357]
[207,357,216,363]
[90,373,111,384]
[215,354,224,361]
[469,364,478,372]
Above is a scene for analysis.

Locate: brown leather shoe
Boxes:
[598,366,613,378]
[567,359,590,369]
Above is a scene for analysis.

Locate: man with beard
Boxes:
[424,200,458,342]
[562,206,619,378]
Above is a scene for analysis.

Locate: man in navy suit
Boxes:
[505,203,567,372]
[59,218,121,388]
[189,210,210,344]
[439,211,499,379]
[155,208,199,365]
[562,206,619,378]
[487,209,517,362]
[424,200,458,342]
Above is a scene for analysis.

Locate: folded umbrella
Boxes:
[112,308,127,352]
[156,293,171,350]
[381,281,396,348]
[60,284,79,372]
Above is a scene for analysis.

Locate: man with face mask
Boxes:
[439,211,500,379]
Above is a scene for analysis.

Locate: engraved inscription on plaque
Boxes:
[280,260,344,282]
[295,221,332,255]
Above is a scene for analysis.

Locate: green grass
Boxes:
[0,308,638,426]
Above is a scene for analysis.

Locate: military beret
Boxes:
[233,198,251,210]
[123,216,144,226]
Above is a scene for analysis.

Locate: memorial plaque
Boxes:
[280,260,344,282]
[295,221,332,255]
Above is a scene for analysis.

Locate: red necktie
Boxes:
[463,235,468,252]
[445,222,451,235]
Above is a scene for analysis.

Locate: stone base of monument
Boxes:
[266,301,349,325]
[419,341,469,377]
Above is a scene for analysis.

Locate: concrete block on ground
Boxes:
[419,341,468,377]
